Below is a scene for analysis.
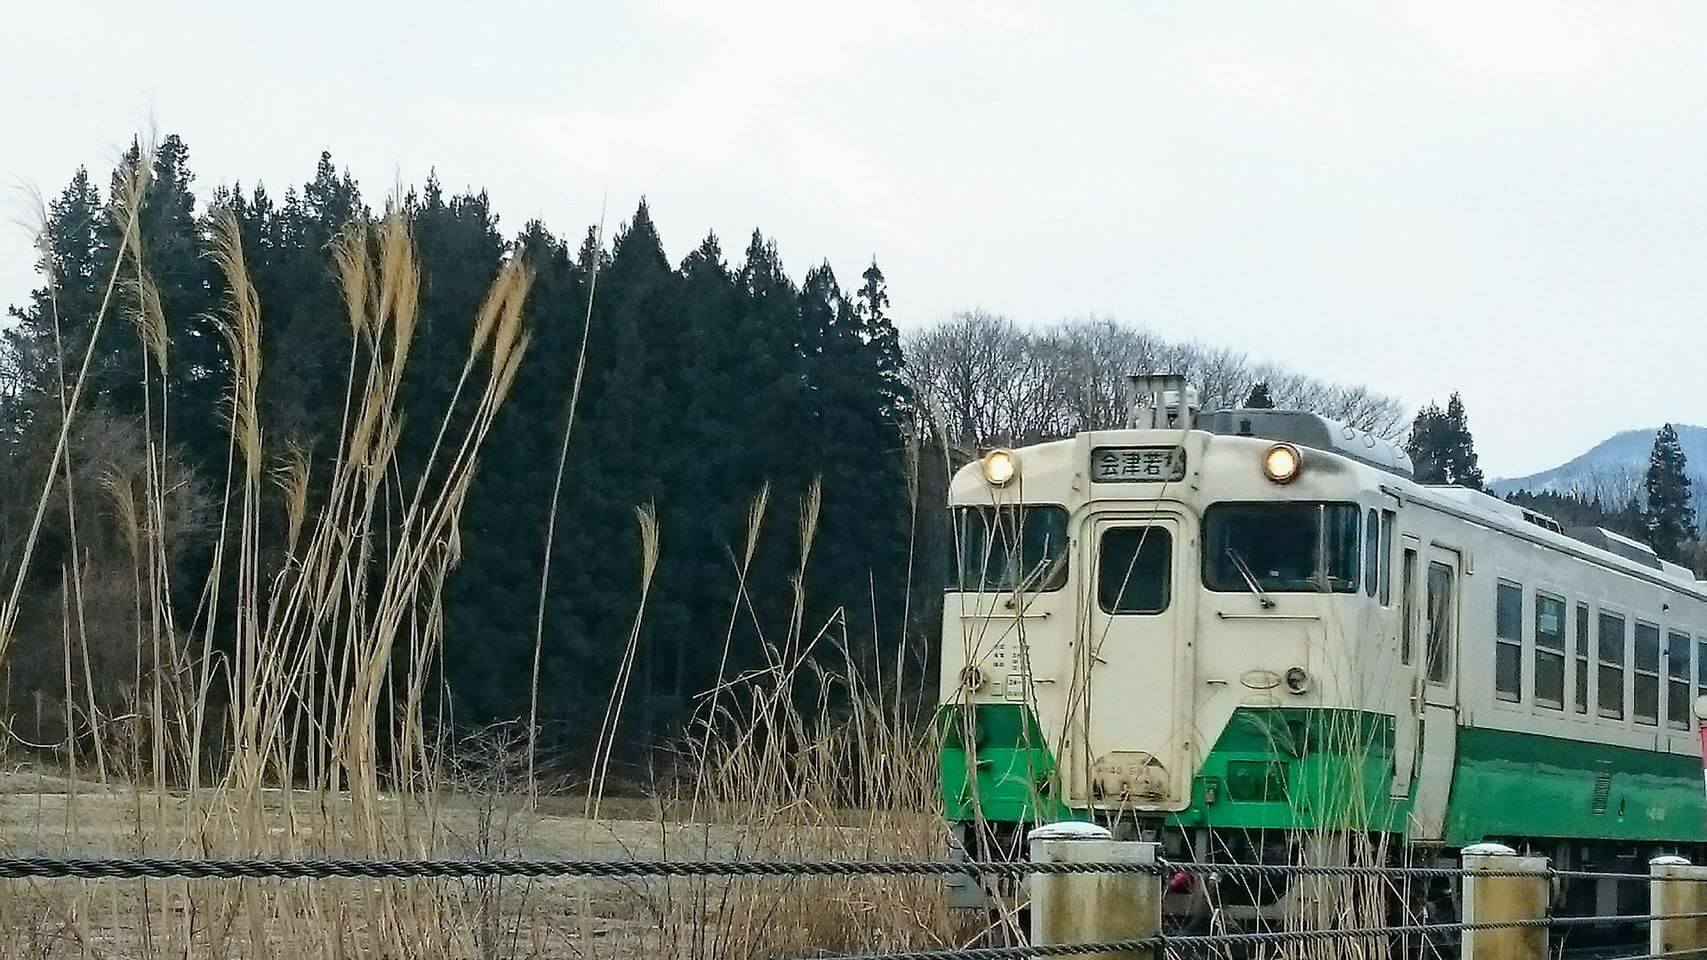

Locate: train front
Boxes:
[939,391,1409,891]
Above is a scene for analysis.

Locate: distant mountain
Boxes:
[1490,425,1707,519]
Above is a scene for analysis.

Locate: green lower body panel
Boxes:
[1443,726,1707,845]
[938,705,1406,831]
[939,705,1707,847]
[1174,708,1410,833]
[939,704,1075,824]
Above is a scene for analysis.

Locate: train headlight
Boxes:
[982,449,1018,487]
[1262,443,1302,484]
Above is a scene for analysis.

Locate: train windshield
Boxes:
[954,506,1070,592]
[1202,502,1360,594]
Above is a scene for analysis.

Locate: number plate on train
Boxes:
[1091,446,1186,482]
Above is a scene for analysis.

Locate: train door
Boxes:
[1390,539,1422,799]
[1409,545,1461,840]
[1071,513,1192,811]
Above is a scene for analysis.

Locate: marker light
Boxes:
[1262,443,1302,484]
[982,449,1018,486]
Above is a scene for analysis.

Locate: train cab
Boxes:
[939,377,1415,865]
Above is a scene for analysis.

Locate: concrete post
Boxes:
[1651,855,1707,960]
[1461,842,1549,960]
[1029,822,1160,960]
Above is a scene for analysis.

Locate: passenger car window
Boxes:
[1574,604,1590,714]
[1698,638,1707,701]
[1494,581,1522,702]
[1534,594,1565,710]
[1635,622,1660,726]
[1598,612,1626,721]
[1097,527,1172,614]
[1667,631,1691,731]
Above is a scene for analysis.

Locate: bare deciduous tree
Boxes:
[906,312,1408,448]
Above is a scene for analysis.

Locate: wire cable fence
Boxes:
[5,850,1707,959]
[0,853,1656,882]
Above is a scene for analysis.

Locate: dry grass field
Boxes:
[0,756,962,959]
[0,141,969,959]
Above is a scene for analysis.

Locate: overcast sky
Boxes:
[3,1,1704,477]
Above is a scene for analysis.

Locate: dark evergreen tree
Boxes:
[1442,393,1484,490]
[238,152,366,459]
[1645,423,1696,562]
[446,220,589,723]
[855,260,909,419]
[1406,393,1483,489]
[4,168,107,439]
[137,137,224,471]
[1244,382,1275,409]
[798,262,912,679]
[1405,403,1447,484]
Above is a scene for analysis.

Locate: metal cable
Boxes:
[0,853,1663,882]
[1160,859,1546,880]
[1160,860,1707,882]
[0,857,1032,881]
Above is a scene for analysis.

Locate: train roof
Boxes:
[1405,481,1705,594]
[951,408,1706,596]
[1198,409,1413,478]
[1199,409,1703,592]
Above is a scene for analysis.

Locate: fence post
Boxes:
[1029,822,1160,960]
[1461,842,1549,960]
[1651,855,1707,959]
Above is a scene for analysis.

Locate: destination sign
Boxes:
[1091,446,1187,483]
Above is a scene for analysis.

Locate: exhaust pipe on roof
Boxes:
[1126,374,1199,430]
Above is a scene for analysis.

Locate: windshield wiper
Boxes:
[1006,550,1068,607]
[1225,548,1277,610]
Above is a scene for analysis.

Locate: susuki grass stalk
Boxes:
[17,188,108,780]
[0,142,154,670]
[529,211,605,805]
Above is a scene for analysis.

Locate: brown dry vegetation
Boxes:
[0,140,962,959]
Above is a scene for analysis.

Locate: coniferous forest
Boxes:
[2,138,925,759]
[3,137,1420,762]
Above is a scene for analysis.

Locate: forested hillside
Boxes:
[3,137,920,756]
[2,136,1405,758]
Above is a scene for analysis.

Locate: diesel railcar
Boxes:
[940,377,1707,915]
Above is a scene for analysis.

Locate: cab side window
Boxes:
[1363,509,1379,598]
[1425,562,1454,684]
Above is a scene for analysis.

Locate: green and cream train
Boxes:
[939,377,1707,911]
